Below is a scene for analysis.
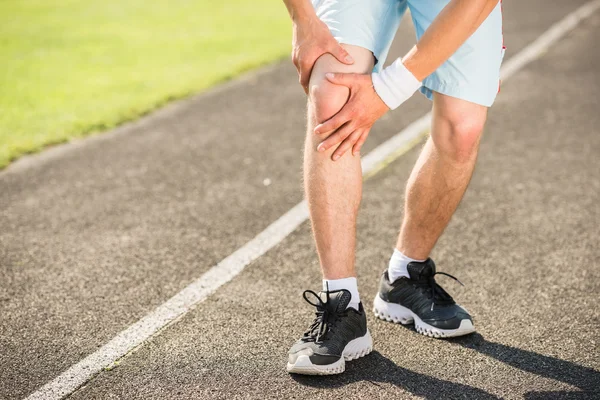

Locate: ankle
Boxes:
[322,277,360,310]
[388,248,426,282]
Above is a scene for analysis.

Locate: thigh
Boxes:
[432,92,488,129]
[310,44,375,82]
[312,0,406,71]
[408,0,505,107]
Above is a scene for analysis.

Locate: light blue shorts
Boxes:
[312,0,505,107]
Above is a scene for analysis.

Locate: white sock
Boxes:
[388,248,426,282]
[322,277,360,310]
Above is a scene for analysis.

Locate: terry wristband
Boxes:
[372,58,422,110]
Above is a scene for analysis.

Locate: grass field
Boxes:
[0,0,291,168]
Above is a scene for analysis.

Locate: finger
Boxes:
[352,128,370,155]
[325,72,364,87]
[314,108,350,135]
[330,43,354,65]
[332,129,363,161]
[300,75,309,94]
[299,61,314,92]
[316,122,354,153]
[298,74,308,94]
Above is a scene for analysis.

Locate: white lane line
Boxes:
[26,1,600,399]
[500,0,600,80]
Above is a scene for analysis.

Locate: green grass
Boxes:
[0,0,291,168]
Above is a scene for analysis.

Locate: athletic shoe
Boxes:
[373,258,475,338]
[287,289,373,375]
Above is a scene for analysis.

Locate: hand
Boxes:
[314,73,389,160]
[292,18,354,93]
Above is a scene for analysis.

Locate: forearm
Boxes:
[282,0,317,23]
[373,0,499,110]
[404,0,500,81]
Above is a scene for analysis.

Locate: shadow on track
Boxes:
[292,332,600,399]
[292,350,499,399]
[451,333,600,394]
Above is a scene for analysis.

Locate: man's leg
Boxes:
[374,93,485,338]
[304,44,374,284]
[287,45,376,375]
[396,93,487,260]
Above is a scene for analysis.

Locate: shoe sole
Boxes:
[286,330,373,375]
[373,295,475,338]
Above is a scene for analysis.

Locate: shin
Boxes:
[396,93,488,259]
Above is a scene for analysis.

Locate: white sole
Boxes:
[373,295,475,338]
[286,330,373,375]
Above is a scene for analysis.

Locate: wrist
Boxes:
[289,3,317,24]
[371,58,422,110]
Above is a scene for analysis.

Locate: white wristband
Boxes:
[372,58,422,110]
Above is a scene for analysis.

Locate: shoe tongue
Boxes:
[407,258,436,280]
[319,290,351,312]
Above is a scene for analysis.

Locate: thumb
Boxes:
[325,72,356,86]
[331,44,354,65]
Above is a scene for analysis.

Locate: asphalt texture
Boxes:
[1,1,599,399]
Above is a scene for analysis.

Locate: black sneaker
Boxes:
[373,258,475,338]
[287,289,373,375]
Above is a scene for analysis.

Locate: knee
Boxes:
[308,73,350,124]
[306,45,374,125]
[436,112,487,164]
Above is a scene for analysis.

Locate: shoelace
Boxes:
[301,290,348,343]
[415,270,464,310]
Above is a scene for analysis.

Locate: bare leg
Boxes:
[396,93,488,259]
[304,44,374,280]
